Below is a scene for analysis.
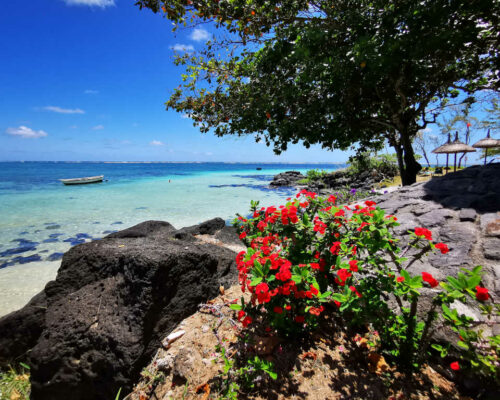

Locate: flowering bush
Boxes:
[232,190,498,378]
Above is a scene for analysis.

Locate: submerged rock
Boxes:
[0,219,240,400]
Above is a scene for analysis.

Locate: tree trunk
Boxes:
[400,131,421,185]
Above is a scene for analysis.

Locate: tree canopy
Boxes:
[136,0,499,184]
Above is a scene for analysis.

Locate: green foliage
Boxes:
[214,345,277,399]
[305,169,328,181]
[136,0,498,185]
[0,363,30,400]
[233,190,498,378]
[347,152,399,177]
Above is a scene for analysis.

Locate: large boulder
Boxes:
[0,219,241,400]
[269,170,305,187]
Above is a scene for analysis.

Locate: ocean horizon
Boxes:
[0,161,344,316]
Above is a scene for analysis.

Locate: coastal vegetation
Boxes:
[136,0,499,185]
[226,191,499,398]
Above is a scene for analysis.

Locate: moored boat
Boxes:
[59,175,104,185]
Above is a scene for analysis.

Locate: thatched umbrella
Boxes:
[432,133,452,170]
[472,129,500,165]
[434,132,476,172]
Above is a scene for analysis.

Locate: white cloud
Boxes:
[64,0,115,8]
[190,28,210,42]
[84,89,99,94]
[150,140,165,146]
[92,125,104,130]
[42,106,85,114]
[171,44,194,52]
[6,126,48,139]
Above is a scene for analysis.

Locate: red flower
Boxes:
[241,315,253,327]
[285,305,291,311]
[349,285,362,298]
[273,306,283,314]
[257,220,267,232]
[237,310,245,321]
[450,361,460,371]
[334,210,345,217]
[337,268,352,284]
[309,306,324,316]
[365,200,376,207]
[422,272,439,288]
[435,242,449,254]
[239,231,247,239]
[327,195,337,203]
[475,286,489,301]
[414,227,432,240]
[396,276,405,283]
[349,260,358,272]
[330,241,341,255]
[255,282,271,303]
[294,315,305,323]
[276,263,292,281]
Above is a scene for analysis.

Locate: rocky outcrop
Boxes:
[371,163,500,336]
[270,168,397,192]
[269,170,305,187]
[0,219,241,400]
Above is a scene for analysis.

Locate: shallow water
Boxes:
[0,162,342,316]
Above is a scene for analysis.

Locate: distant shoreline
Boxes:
[0,161,347,165]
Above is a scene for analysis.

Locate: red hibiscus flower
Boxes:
[294,315,305,323]
[330,241,341,255]
[414,227,432,240]
[435,242,449,254]
[450,361,460,371]
[475,286,489,301]
[255,282,271,303]
[396,276,405,283]
[239,231,247,239]
[349,260,358,272]
[241,315,253,327]
[337,268,352,284]
[422,272,439,288]
[334,210,345,217]
[257,220,267,232]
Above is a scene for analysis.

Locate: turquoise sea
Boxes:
[0,162,343,316]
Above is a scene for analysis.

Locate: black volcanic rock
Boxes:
[0,219,240,400]
[269,171,305,187]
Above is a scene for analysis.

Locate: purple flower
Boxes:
[384,190,388,194]
[350,188,356,195]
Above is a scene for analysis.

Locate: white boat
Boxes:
[59,175,104,185]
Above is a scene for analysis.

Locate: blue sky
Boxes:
[0,0,353,162]
[0,1,494,163]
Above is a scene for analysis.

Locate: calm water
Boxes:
[0,162,343,315]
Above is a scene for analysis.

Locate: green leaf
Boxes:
[230,303,242,311]
[250,277,262,286]
[401,269,411,281]
[467,275,481,289]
